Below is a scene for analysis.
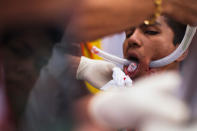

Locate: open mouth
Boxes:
[128,56,139,63]
[127,56,138,71]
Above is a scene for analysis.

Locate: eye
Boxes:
[126,31,133,38]
[144,30,159,35]
[125,28,135,38]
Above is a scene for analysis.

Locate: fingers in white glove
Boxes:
[125,75,132,87]
[76,56,116,88]
[100,67,132,90]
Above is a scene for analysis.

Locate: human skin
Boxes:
[1,0,155,38]
[65,0,155,42]
[1,0,197,42]
[65,0,197,42]
[0,0,75,28]
[163,0,197,26]
[123,16,186,80]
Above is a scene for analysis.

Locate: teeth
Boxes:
[127,62,137,72]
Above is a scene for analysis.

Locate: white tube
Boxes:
[91,46,132,65]
[92,25,196,68]
[150,25,197,68]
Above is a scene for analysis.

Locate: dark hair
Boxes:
[164,16,187,45]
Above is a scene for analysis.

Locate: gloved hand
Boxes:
[88,71,190,129]
[76,56,116,88]
[101,67,132,91]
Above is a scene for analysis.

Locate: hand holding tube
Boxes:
[76,56,116,89]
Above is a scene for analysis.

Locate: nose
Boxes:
[127,29,143,48]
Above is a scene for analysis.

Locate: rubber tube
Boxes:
[150,25,197,68]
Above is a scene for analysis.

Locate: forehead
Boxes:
[141,16,170,29]
[125,16,173,35]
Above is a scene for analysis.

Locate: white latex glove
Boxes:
[88,71,190,129]
[101,67,132,91]
[76,56,116,88]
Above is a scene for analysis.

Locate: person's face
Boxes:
[123,16,178,80]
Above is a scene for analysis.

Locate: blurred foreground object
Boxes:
[0,0,75,28]
[163,0,197,25]
[180,32,197,120]
[89,72,189,129]
[0,56,15,131]
[140,120,197,131]
[1,0,197,42]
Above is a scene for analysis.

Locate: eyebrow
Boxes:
[142,21,161,28]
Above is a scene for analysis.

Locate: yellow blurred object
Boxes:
[80,40,103,94]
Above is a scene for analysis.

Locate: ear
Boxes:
[175,49,189,62]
